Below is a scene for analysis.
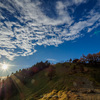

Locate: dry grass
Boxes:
[39,88,100,100]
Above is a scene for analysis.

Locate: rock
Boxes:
[84,67,89,72]
[73,82,77,87]
[31,79,36,84]
[87,89,95,93]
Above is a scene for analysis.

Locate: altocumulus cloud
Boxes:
[0,0,100,60]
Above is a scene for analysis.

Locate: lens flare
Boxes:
[2,64,8,70]
[94,31,100,35]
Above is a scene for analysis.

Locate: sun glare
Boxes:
[2,64,8,70]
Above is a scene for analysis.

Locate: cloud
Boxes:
[47,58,57,62]
[0,0,100,60]
[88,18,100,33]
[73,0,87,5]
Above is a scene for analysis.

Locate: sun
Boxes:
[2,64,8,70]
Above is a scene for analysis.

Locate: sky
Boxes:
[0,0,100,76]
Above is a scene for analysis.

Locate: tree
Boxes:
[96,52,100,62]
[86,54,93,63]
[92,54,98,64]
[19,69,21,72]
[69,58,72,63]
[72,59,79,63]
[32,66,39,73]
[46,65,56,80]
[45,60,50,67]
[79,52,100,64]
[7,75,9,79]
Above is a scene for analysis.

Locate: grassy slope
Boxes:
[10,62,100,100]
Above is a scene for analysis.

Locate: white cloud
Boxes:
[47,58,57,62]
[88,21,100,33]
[69,10,100,36]
[0,0,99,60]
[73,0,87,5]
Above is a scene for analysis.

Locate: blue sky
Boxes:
[0,0,100,76]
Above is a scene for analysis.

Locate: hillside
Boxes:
[10,63,100,100]
[0,52,100,100]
